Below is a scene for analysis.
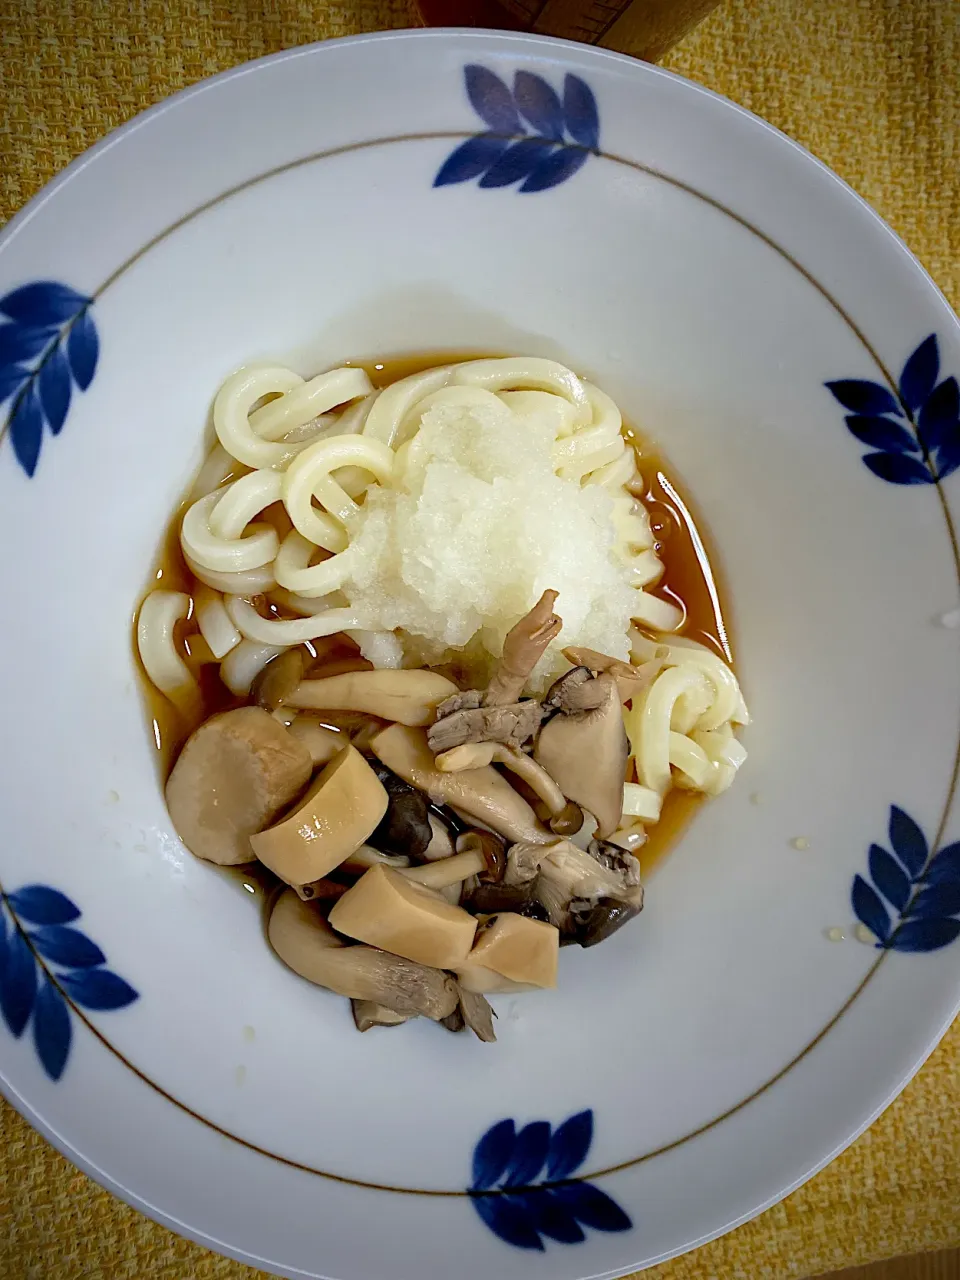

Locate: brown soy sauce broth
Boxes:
[137,352,735,875]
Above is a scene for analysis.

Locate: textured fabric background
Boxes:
[1,0,959,1276]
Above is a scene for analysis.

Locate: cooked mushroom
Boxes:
[567,897,643,948]
[534,671,628,839]
[295,877,349,904]
[165,707,313,865]
[251,647,304,711]
[440,986,497,1042]
[543,666,607,712]
[371,724,553,844]
[463,913,559,988]
[463,880,535,915]
[485,590,562,705]
[459,988,497,1042]
[427,698,544,753]
[398,830,505,891]
[287,716,344,766]
[368,761,432,858]
[421,813,456,862]
[504,838,643,939]
[435,742,582,836]
[287,669,458,727]
[352,999,415,1031]
[250,745,388,886]
[342,843,412,872]
[441,1003,465,1033]
[328,864,478,968]
[268,890,458,1020]
[562,646,663,702]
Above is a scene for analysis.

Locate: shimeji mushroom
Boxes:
[534,670,629,839]
[286,716,344,766]
[368,761,433,859]
[435,742,582,836]
[371,724,553,844]
[327,863,478,969]
[250,744,388,885]
[268,891,457,1020]
[398,830,505,892]
[251,647,305,711]
[165,707,313,865]
[287,669,458,727]
[342,844,412,872]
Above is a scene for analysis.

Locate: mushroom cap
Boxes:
[165,707,313,865]
[568,896,643,947]
[368,761,432,858]
[251,647,304,711]
[455,830,506,882]
[534,672,628,839]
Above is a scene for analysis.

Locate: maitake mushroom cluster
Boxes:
[165,591,652,1043]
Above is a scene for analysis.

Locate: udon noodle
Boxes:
[137,356,749,1039]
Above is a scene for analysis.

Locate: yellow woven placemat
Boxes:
[1,1,958,1277]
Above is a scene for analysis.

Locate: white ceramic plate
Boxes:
[1,29,958,1280]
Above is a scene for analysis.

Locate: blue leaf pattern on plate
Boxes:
[502,1121,552,1187]
[0,281,87,326]
[469,1109,631,1250]
[10,383,44,478]
[827,335,960,484]
[0,885,137,1079]
[513,71,564,140]
[544,1110,593,1180]
[436,66,598,193]
[32,976,72,1082]
[0,282,99,476]
[8,885,81,925]
[561,74,600,150]
[851,810,960,952]
[29,925,106,969]
[465,65,523,134]
[478,137,555,190]
[1,928,38,1039]
[434,134,512,187]
[58,968,140,1011]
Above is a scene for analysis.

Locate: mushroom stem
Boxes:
[399,847,485,890]
[287,669,458,726]
[342,844,412,871]
[485,590,562,705]
[371,724,553,844]
[436,741,580,833]
[268,890,458,1020]
[287,716,344,766]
